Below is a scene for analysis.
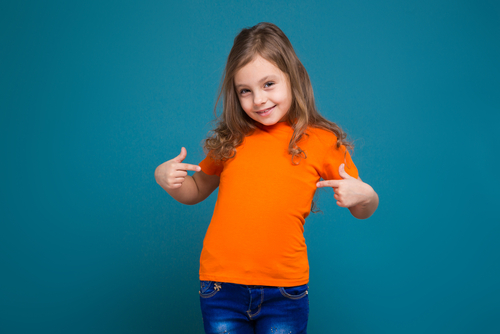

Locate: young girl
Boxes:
[155,22,378,334]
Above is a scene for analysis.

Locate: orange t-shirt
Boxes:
[198,122,358,287]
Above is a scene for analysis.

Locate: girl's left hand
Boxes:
[316,164,375,208]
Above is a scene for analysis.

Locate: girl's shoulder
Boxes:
[306,125,338,146]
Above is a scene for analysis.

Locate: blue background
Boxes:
[1,0,499,333]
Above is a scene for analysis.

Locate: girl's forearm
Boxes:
[160,175,201,205]
[348,189,379,219]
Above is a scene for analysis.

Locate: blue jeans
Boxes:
[199,281,309,334]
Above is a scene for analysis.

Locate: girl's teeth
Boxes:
[258,106,273,114]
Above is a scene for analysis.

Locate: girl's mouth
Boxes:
[256,105,275,117]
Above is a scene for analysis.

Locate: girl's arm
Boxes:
[155,147,220,205]
[316,164,379,219]
[345,176,379,219]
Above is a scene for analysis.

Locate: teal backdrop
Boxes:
[1,0,499,333]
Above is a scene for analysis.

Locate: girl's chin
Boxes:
[256,119,280,126]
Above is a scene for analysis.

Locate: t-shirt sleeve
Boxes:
[320,143,359,181]
[199,152,224,176]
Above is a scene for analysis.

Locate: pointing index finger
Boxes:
[178,163,201,172]
[316,180,341,188]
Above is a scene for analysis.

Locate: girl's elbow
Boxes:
[349,209,373,220]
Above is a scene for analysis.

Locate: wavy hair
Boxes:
[204,22,352,163]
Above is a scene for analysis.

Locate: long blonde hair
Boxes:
[204,22,352,163]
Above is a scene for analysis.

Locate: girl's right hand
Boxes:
[155,147,201,189]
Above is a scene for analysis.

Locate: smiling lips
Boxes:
[255,105,276,116]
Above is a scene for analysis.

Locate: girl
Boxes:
[155,22,378,334]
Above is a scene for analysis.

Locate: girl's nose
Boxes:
[253,92,267,106]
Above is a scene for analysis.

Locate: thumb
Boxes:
[339,163,354,179]
[173,147,187,162]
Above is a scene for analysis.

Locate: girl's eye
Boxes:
[264,82,274,88]
[240,89,250,95]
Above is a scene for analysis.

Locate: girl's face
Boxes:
[234,55,292,126]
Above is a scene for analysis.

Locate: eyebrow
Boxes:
[235,75,279,89]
